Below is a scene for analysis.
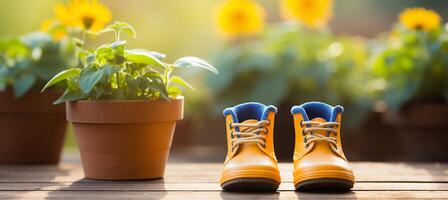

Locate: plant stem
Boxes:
[81,31,87,47]
[164,66,172,87]
[116,72,120,89]
[116,30,121,42]
[76,31,88,67]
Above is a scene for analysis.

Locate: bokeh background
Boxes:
[1,0,447,162]
[3,0,448,56]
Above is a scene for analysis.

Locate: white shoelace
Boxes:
[230,120,269,152]
[302,121,339,152]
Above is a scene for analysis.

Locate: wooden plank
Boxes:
[1,191,448,199]
[0,162,447,183]
[0,161,446,199]
[0,182,447,191]
[351,162,448,183]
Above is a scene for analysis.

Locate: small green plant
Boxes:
[0,33,74,97]
[42,22,218,104]
[371,23,448,111]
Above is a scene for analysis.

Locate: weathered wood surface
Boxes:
[0,161,447,199]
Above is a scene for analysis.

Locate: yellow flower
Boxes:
[40,19,67,41]
[280,0,334,28]
[214,0,265,38]
[54,0,112,32]
[399,8,441,32]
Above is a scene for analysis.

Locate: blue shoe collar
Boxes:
[291,102,343,122]
[223,102,277,123]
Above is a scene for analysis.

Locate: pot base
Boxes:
[81,150,169,180]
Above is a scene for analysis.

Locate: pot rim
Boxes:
[72,96,184,104]
[66,96,184,124]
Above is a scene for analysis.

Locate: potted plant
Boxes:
[0,0,113,164]
[371,8,448,161]
[43,21,218,180]
[0,32,74,164]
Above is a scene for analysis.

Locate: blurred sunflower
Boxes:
[399,8,441,32]
[214,0,265,38]
[41,19,67,41]
[280,0,334,28]
[54,0,112,32]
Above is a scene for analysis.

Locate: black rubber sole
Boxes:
[295,178,354,192]
[221,178,280,191]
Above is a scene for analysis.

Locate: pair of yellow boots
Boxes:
[220,102,355,191]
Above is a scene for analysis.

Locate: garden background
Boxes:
[1,0,447,162]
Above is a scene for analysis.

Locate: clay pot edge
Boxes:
[67,96,184,124]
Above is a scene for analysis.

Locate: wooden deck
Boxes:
[0,161,447,199]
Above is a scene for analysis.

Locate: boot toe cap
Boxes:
[294,159,355,184]
[220,158,280,184]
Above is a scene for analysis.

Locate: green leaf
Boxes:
[112,41,126,62]
[121,24,136,39]
[102,64,120,76]
[148,79,169,100]
[13,74,36,98]
[102,21,136,39]
[79,66,104,93]
[112,40,127,49]
[146,50,166,60]
[42,68,80,92]
[66,78,79,91]
[86,53,96,64]
[170,76,195,91]
[173,56,219,74]
[127,49,166,61]
[125,75,140,94]
[53,89,88,105]
[143,70,164,82]
[125,49,165,68]
[95,44,113,63]
[167,86,183,97]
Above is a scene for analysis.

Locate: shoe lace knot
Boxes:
[230,120,270,152]
[301,120,339,152]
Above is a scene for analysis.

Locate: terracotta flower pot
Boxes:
[0,90,67,164]
[67,97,184,180]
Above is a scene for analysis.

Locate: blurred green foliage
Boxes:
[0,33,74,97]
[371,26,448,111]
[209,22,374,127]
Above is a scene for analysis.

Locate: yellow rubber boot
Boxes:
[220,103,281,191]
[291,102,355,191]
